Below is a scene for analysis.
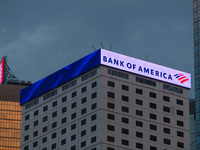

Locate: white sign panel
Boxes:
[100,49,191,89]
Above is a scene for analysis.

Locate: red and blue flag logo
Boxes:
[174,73,189,84]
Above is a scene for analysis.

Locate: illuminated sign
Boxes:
[20,49,191,105]
[0,57,4,84]
[101,49,191,89]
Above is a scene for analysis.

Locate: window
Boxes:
[61,128,66,135]
[177,99,183,105]
[71,113,76,119]
[107,125,115,131]
[81,141,86,148]
[149,103,156,109]
[61,117,67,124]
[136,88,143,95]
[51,143,56,149]
[107,147,114,150]
[163,117,170,123]
[177,120,184,127]
[25,125,29,131]
[177,142,184,148]
[91,136,96,143]
[91,114,97,121]
[149,92,156,98]
[122,117,129,124]
[71,102,77,109]
[136,143,143,149]
[81,130,86,137]
[122,106,129,113]
[121,128,129,135]
[81,108,87,115]
[52,122,57,129]
[82,86,87,93]
[91,92,97,99]
[92,81,97,88]
[43,89,57,100]
[163,96,170,102]
[81,119,86,126]
[71,91,77,98]
[163,84,183,94]
[107,114,115,120]
[136,76,156,86]
[34,110,39,116]
[25,114,29,121]
[108,69,129,79]
[62,80,77,91]
[52,132,57,139]
[52,101,57,107]
[71,134,76,141]
[24,145,29,150]
[136,99,143,105]
[107,102,115,109]
[52,111,57,118]
[42,148,47,150]
[122,95,129,102]
[71,145,76,150]
[42,137,47,143]
[150,146,157,150]
[33,141,38,148]
[62,96,67,103]
[107,81,115,87]
[122,139,129,146]
[136,121,143,127]
[164,138,171,145]
[43,105,48,112]
[107,136,115,142]
[43,116,48,122]
[150,113,157,120]
[33,131,38,137]
[62,107,67,113]
[136,110,143,116]
[163,106,170,112]
[107,92,115,98]
[91,103,97,110]
[122,84,129,91]
[24,135,29,141]
[71,123,76,130]
[177,131,184,137]
[177,110,183,116]
[25,99,39,110]
[81,97,87,104]
[150,135,157,141]
[150,124,157,131]
[43,126,48,133]
[34,120,38,127]
[61,139,66,145]
[136,132,143,138]
[91,125,97,132]
[82,70,97,81]
[163,128,170,134]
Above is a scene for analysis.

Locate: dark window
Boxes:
[108,69,129,79]
[107,92,115,98]
[81,119,86,126]
[43,105,48,112]
[43,116,48,122]
[122,95,129,102]
[25,125,29,131]
[136,110,143,116]
[177,99,183,105]
[24,145,29,150]
[62,96,67,103]
[163,106,170,112]
[91,136,96,143]
[91,148,96,150]
[150,146,157,150]
[81,97,87,104]
[71,102,77,109]
[71,91,77,98]
[82,70,97,81]
[71,113,76,119]
[91,125,97,132]
[81,86,87,93]
[52,122,57,129]
[91,92,97,99]
[177,110,183,116]
[136,143,143,149]
[24,135,29,141]
[164,138,171,145]
[43,90,57,100]
[107,81,115,87]
[163,96,170,102]
[62,107,67,113]
[107,125,115,131]
[163,117,170,123]
[122,84,129,91]
[62,117,67,124]
[136,88,143,95]
[107,114,115,120]
[34,120,38,127]
[51,143,56,149]
[52,111,57,118]
[61,128,66,135]
[34,110,39,116]
[150,124,157,131]
[149,103,156,109]
[71,123,76,130]
[136,121,143,127]
[177,120,184,127]
[43,126,47,133]
[25,114,29,121]
[81,141,86,148]
[61,139,66,145]
[107,147,114,150]
[107,102,115,109]
[42,137,47,143]
[150,113,157,120]
[150,135,157,141]
[122,139,129,146]
[42,148,47,150]
[81,108,87,115]
[91,81,97,88]
[136,76,156,86]
[52,101,57,107]
[71,145,76,150]
[136,132,143,138]
[91,114,97,121]
[163,84,183,94]
[177,142,184,148]
[107,136,115,142]
[163,128,170,134]
[91,103,97,110]
[122,106,129,113]
[33,131,38,137]
[136,99,143,105]
[177,131,184,137]
[71,134,76,141]
[81,130,86,137]
[33,141,38,148]
[52,132,57,139]
[122,117,129,124]
[149,92,156,98]
[122,128,129,135]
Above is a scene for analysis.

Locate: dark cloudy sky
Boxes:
[0,1,194,97]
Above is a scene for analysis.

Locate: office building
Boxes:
[20,49,191,150]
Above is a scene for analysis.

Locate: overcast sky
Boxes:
[0,0,194,97]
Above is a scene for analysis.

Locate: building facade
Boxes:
[20,49,191,150]
[0,84,28,150]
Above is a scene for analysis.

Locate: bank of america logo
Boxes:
[174,73,189,83]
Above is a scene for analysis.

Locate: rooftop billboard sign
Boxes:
[0,57,4,84]
[20,49,191,105]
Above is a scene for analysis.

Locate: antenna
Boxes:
[92,46,96,51]
[101,42,104,49]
